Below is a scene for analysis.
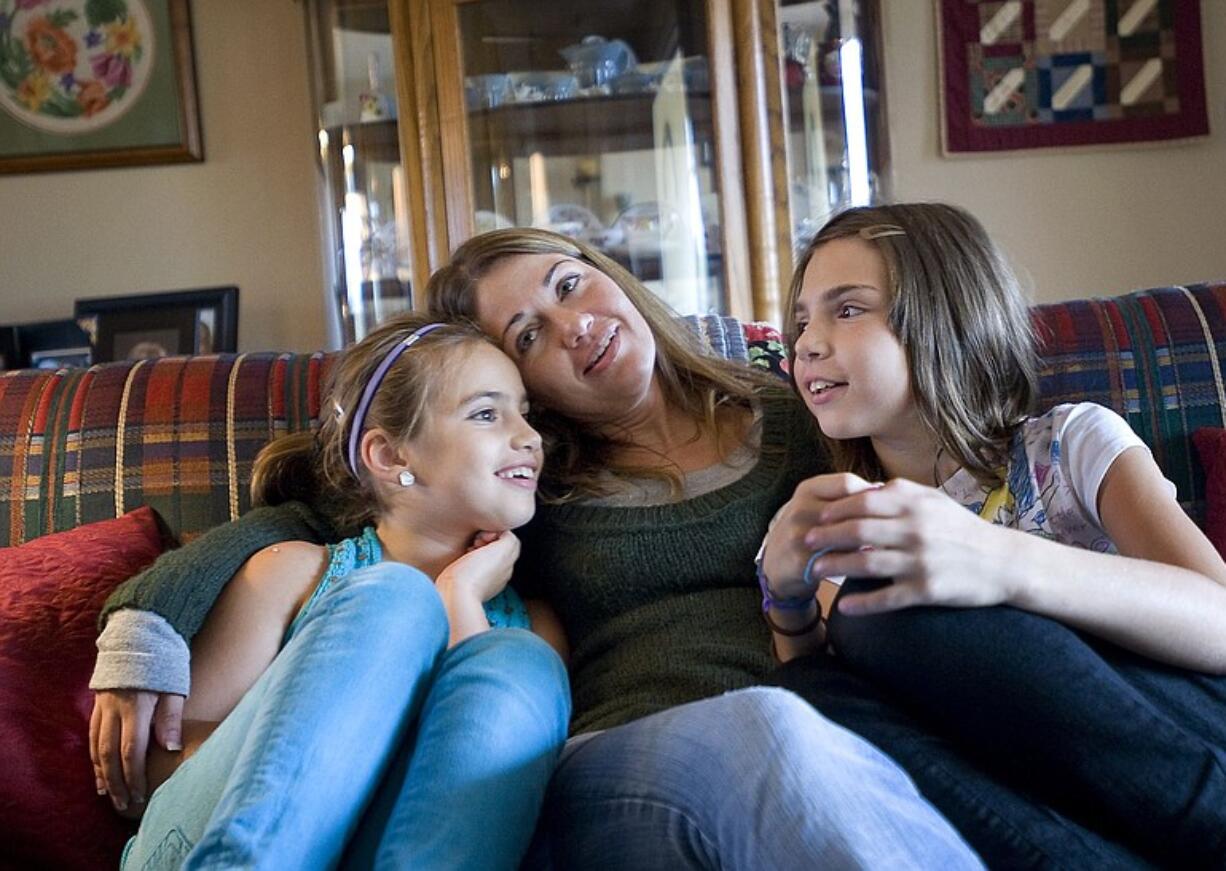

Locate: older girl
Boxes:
[762,202,1226,865]
[100,315,570,869]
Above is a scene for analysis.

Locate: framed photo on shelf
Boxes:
[28,345,92,369]
[0,318,92,370]
[0,0,203,175]
[74,285,238,362]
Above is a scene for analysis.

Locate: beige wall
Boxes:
[1,3,1220,350]
[882,1,1225,303]
[0,0,326,352]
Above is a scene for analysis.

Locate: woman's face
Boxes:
[473,252,658,424]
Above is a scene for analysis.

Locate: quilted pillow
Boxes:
[0,507,167,870]
[1192,427,1226,559]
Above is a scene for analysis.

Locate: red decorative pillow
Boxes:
[1193,427,1226,559]
[0,507,167,870]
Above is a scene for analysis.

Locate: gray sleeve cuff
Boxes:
[89,609,191,696]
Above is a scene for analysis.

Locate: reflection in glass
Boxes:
[456,0,729,315]
[305,0,412,346]
[780,0,889,254]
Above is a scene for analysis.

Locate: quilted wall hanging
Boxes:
[937,0,1209,154]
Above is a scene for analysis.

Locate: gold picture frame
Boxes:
[0,0,202,174]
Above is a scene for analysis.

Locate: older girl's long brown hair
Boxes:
[786,203,1039,487]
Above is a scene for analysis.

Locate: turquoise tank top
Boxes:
[285,526,530,642]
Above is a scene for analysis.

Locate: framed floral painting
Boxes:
[0,0,201,173]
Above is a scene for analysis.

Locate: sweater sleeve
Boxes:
[90,610,191,695]
[97,501,337,644]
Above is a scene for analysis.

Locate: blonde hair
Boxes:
[250,314,493,532]
[425,227,781,501]
[785,203,1039,487]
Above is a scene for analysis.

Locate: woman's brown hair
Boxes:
[425,227,782,501]
[249,314,493,532]
[785,202,1039,487]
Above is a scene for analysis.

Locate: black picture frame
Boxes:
[0,325,18,371]
[0,319,92,371]
[74,286,238,363]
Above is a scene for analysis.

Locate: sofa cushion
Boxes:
[1192,427,1226,558]
[0,506,167,870]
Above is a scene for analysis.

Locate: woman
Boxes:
[92,230,979,868]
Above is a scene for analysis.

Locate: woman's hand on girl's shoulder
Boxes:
[762,473,881,599]
[800,478,1016,615]
[437,531,521,604]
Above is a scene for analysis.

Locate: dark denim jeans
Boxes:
[772,576,1226,870]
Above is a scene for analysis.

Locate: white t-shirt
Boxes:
[941,402,1176,553]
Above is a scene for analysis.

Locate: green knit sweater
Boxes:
[100,393,826,736]
[98,501,337,638]
[514,393,826,734]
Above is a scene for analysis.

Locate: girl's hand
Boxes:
[800,478,1016,614]
[437,530,521,604]
[762,473,883,600]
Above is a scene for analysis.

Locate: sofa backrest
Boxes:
[1,353,334,547]
[1,284,1223,548]
[1031,282,1226,525]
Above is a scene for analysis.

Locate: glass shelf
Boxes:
[299,0,890,332]
[443,0,731,316]
[779,0,890,254]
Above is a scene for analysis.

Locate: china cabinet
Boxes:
[302,0,888,345]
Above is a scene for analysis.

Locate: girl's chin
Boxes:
[814,418,867,441]
[487,507,537,532]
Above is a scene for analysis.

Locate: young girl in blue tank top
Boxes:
[758,202,1226,865]
[113,316,570,869]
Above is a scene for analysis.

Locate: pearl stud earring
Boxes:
[398,470,416,487]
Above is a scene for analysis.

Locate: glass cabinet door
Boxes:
[305,0,415,345]
[778,0,889,254]
[430,0,749,318]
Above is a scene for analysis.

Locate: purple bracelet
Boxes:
[756,549,830,612]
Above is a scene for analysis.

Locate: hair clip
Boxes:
[859,225,906,240]
[333,400,345,420]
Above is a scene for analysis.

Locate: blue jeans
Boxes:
[816,576,1226,868]
[523,686,984,870]
[123,563,571,870]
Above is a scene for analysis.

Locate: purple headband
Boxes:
[345,322,447,478]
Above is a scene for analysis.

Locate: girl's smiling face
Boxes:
[402,342,543,534]
[791,237,925,450]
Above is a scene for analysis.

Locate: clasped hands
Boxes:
[761,472,1018,615]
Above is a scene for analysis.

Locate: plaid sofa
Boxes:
[2,282,1225,549]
